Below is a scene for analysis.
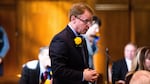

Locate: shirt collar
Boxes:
[68,23,78,36]
[125,58,132,71]
[40,63,47,73]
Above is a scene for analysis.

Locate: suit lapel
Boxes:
[81,36,89,68]
[65,26,89,68]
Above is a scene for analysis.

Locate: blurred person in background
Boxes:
[125,46,150,84]
[129,70,150,84]
[0,26,10,76]
[112,43,137,84]
[84,16,101,69]
[19,46,52,84]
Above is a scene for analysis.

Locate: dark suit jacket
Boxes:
[49,25,89,84]
[112,58,128,84]
[19,60,40,84]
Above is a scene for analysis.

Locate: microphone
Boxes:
[105,48,109,56]
[105,48,110,84]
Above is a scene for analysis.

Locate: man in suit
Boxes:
[49,3,99,84]
[19,46,52,84]
[111,43,137,84]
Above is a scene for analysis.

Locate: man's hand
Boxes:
[83,68,99,83]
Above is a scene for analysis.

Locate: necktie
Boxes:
[41,67,53,84]
[92,36,99,52]
[92,41,96,52]
[41,71,48,84]
[80,36,88,67]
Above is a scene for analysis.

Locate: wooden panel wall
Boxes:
[93,1,130,83]
[132,0,150,46]
[94,0,150,84]
[0,0,18,83]
[0,0,95,83]
[1,0,150,84]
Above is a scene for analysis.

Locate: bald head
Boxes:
[130,70,150,84]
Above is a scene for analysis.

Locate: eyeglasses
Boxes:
[75,16,93,25]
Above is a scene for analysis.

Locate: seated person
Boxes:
[112,43,137,84]
[19,46,52,84]
[125,46,150,84]
[130,70,150,84]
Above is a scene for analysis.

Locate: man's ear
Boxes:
[70,15,76,21]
